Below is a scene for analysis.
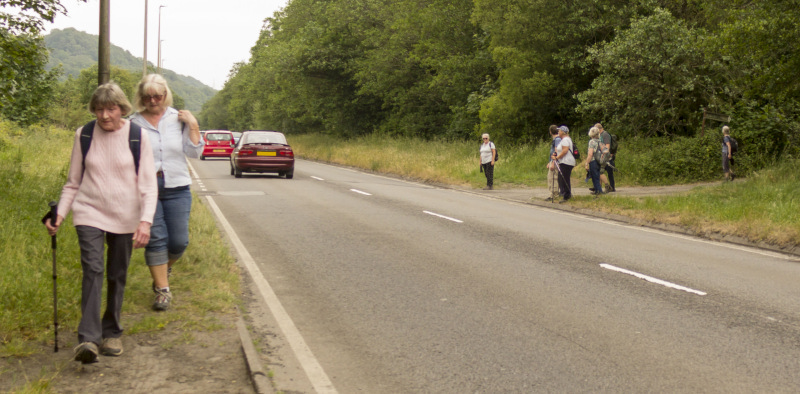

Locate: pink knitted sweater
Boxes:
[57,120,158,234]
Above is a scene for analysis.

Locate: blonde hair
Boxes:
[88,82,132,116]
[722,125,730,135]
[588,127,600,138]
[134,74,174,112]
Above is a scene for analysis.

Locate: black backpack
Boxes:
[571,140,581,161]
[728,136,738,154]
[80,120,142,175]
[609,134,619,155]
[493,143,499,161]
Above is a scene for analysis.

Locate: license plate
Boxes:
[257,151,276,156]
[213,149,226,153]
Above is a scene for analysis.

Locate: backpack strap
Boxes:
[129,122,142,174]
[79,120,96,177]
[79,119,142,175]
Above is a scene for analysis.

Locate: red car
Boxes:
[230,131,294,179]
[200,130,235,160]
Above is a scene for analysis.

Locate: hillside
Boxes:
[44,28,216,112]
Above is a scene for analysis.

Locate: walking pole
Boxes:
[45,201,59,352]
[552,157,565,201]
[550,158,559,202]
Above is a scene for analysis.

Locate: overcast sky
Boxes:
[43,0,289,90]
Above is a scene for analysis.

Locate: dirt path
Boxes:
[1,312,256,393]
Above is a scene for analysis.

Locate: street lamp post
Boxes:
[159,41,165,70]
[143,0,148,76]
[158,5,165,74]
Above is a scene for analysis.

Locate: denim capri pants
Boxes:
[145,177,192,267]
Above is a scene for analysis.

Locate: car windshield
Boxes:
[243,133,288,145]
[207,133,231,141]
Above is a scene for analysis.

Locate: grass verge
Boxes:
[0,121,241,362]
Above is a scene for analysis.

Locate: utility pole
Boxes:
[143,0,148,76]
[98,0,110,85]
[158,5,165,74]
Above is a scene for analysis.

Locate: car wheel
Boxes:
[230,162,235,176]
[200,155,206,160]
[234,167,242,178]
[285,170,294,179]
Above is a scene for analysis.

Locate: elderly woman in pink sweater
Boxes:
[45,83,158,364]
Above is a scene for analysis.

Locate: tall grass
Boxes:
[569,160,800,247]
[290,133,565,188]
[0,121,240,358]
[290,132,765,187]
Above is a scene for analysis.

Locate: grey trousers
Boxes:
[75,226,132,345]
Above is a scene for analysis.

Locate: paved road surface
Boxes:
[191,158,800,393]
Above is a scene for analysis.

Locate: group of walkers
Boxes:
[546,123,615,203]
[480,123,617,203]
[44,74,204,364]
[481,122,737,200]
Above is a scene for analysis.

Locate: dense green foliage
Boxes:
[201,0,799,170]
[44,28,216,112]
[1,0,81,125]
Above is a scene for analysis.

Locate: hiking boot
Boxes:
[101,337,123,356]
[153,288,172,311]
[73,342,99,364]
[483,186,493,190]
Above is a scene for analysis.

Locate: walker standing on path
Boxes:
[722,125,736,181]
[479,133,496,190]
[552,126,576,202]
[545,125,562,202]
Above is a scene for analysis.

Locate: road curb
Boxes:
[236,311,273,394]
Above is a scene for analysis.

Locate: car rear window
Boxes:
[207,133,232,141]
[243,133,288,145]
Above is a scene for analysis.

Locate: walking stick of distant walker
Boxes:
[42,201,59,352]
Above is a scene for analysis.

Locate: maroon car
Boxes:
[230,131,294,178]
[200,130,235,160]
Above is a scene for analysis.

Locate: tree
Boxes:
[576,8,713,137]
[49,65,139,129]
[1,0,86,124]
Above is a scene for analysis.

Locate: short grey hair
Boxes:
[481,133,490,139]
[588,127,600,138]
[88,82,132,116]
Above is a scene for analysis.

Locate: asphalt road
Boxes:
[191,158,800,393]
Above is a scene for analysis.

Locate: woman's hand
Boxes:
[45,215,63,237]
[133,221,152,249]
[178,110,201,144]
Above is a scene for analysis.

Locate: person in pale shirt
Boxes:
[45,82,158,364]
[129,74,204,312]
